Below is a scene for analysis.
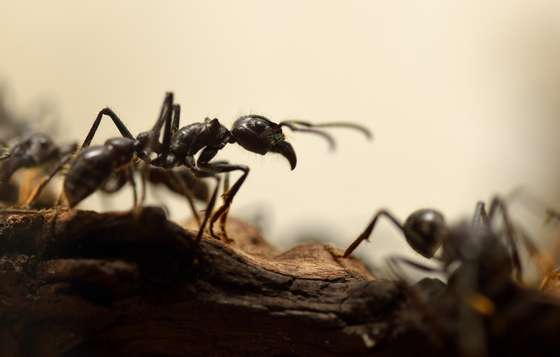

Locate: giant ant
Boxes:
[28,92,371,241]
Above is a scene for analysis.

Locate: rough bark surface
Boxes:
[0,207,559,356]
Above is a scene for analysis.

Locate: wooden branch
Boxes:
[0,207,559,356]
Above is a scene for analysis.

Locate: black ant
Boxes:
[343,197,525,280]
[0,133,77,207]
[0,133,77,183]
[343,197,542,356]
[29,92,371,241]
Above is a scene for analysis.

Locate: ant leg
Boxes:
[127,166,138,208]
[206,164,250,240]
[218,172,231,234]
[487,196,523,281]
[471,201,490,229]
[171,103,180,133]
[81,108,135,148]
[181,157,224,242]
[23,154,73,208]
[343,210,405,258]
[194,173,221,243]
[149,92,174,139]
[138,161,148,206]
[168,169,201,226]
[160,104,180,159]
[387,255,444,281]
[147,101,177,165]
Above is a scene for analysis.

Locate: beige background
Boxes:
[2,1,560,270]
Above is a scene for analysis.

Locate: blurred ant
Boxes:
[0,86,77,207]
[29,92,371,241]
[343,197,526,280]
[0,133,77,207]
[0,133,77,183]
[343,197,542,356]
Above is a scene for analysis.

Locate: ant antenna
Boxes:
[279,120,372,151]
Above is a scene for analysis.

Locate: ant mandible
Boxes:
[29,92,372,242]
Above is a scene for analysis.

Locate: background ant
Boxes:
[0,87,77,207]
[29,92,372,242]
[343,197,545,356]
[343,196,525,280]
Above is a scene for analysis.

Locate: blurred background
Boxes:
[2,1,560,273]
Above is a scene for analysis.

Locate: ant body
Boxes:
[30,92,371,241]
[343,198,541,356]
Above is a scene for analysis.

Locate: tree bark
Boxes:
[0,207,559,356]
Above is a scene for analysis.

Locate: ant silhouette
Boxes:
[28,92,371,242]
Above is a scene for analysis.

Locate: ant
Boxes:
[343,197,526,280]
[0,133,77,207]
[0,133,77,182]
[29,92,371,242]
[343,197,542,356]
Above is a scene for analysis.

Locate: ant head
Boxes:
[23,133,59,164]
[105,137,135,167]
[403,209,447,258]
[231,115,296,170]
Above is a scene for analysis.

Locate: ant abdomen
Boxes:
[64,146,114,207]
[64,138,135,207]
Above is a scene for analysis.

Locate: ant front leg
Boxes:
[206,163,249,241]
[196,148,249,241]
[343,209,405,258]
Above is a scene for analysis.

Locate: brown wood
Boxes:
[0,207,559,356]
